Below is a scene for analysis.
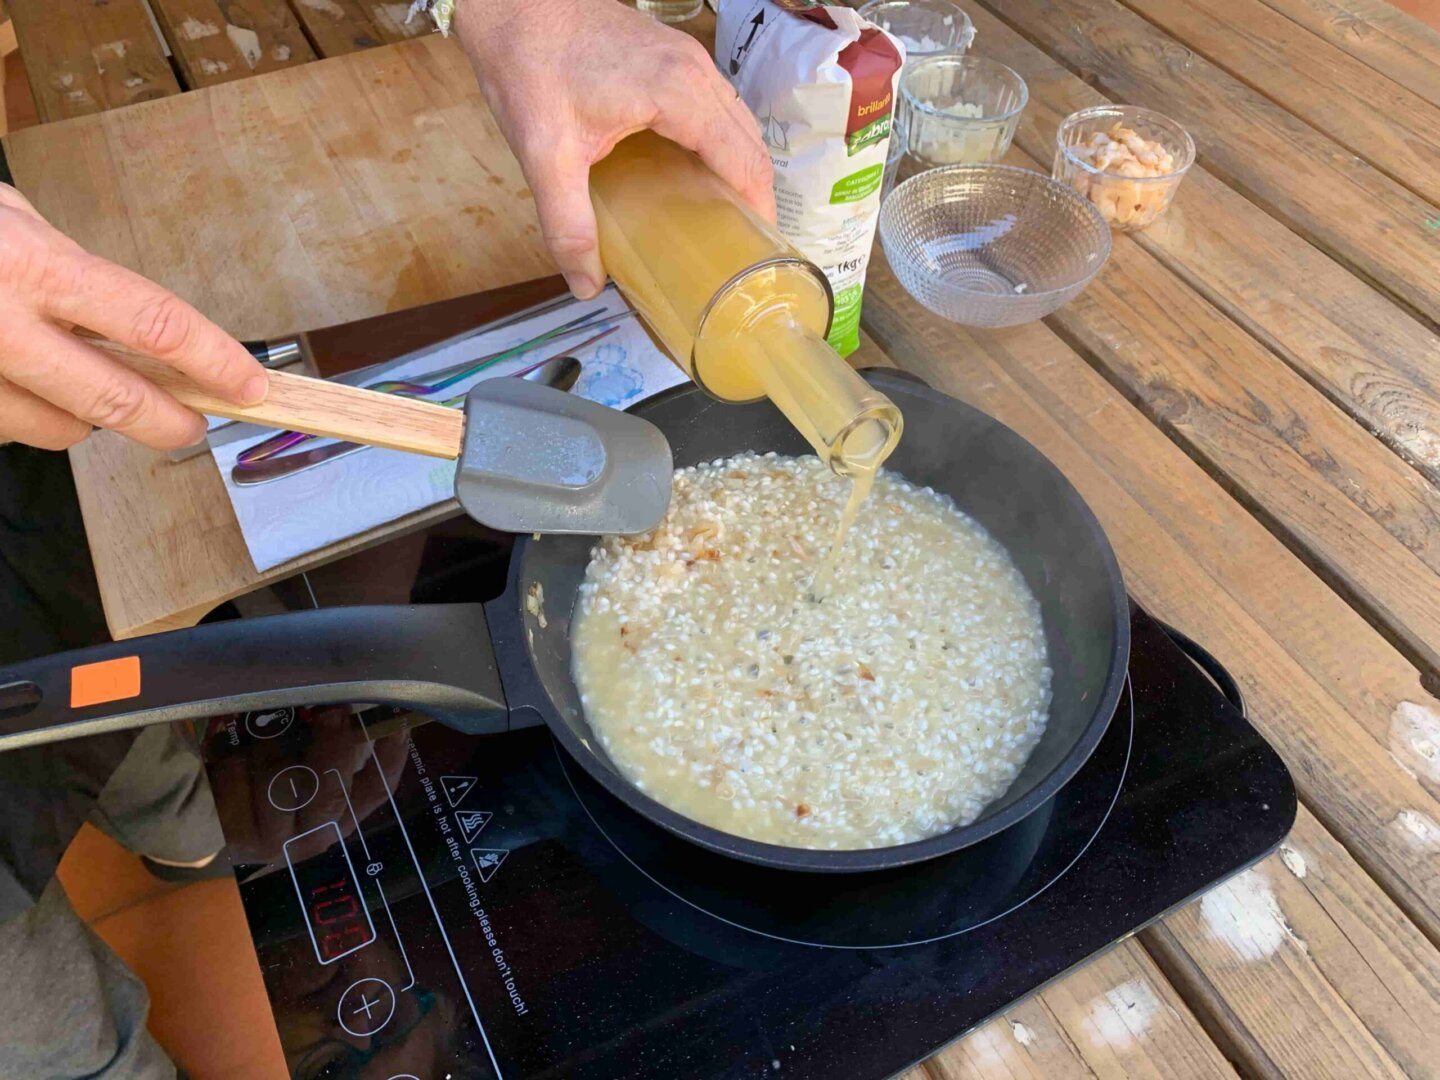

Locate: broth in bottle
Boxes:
[589,132,902,482]
[590,132,901,577]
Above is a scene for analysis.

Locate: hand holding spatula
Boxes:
[95,338,673,536]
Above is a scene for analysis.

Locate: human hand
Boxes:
[456,0,775,299]
[0,183,268,451]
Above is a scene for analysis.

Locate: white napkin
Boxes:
[213,290,686,571]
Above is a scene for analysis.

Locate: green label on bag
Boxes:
[830,163,885,204]
[845,114,892,156]
[827,283,864,357]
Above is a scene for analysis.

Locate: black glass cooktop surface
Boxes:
[200,608,1293,1080]
[199,527,1294,1080]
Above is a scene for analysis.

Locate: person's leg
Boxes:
[89,725,226,870]
[0,444,180,1078]
[0,879,175,1080]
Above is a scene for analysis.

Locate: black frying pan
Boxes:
[0,372,1129,873]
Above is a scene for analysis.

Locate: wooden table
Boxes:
[6,1,1440,1075]
[4,0,431,124]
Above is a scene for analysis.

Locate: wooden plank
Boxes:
[970,0,1440,323]
[149,0,315,89]
[1116,0,1440,207]
[360,0,429,42]
[0,2,14,138]
[921,943,1238,1078]
[6,0,180,123]
[858,257,1440,1075]
[284,0,395,57]
[1253,0,1440,108]
[1143,807,1440,1078]
[960,3,1440,482]
[961,10,1440,677]
[860,255,1440,950]
[1034,166,1440,678]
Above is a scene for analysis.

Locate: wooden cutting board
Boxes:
[1,32,554,341]
[0,33,562,638]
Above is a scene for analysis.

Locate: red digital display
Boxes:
[285,821,376,964]
[310,878,372,962]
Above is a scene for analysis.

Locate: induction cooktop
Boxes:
[198,523,1294,1080]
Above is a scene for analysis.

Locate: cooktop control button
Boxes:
[337,977,395,1038]
[266,765,319,812]
[245,707,296,740]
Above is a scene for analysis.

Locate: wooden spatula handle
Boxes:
[96,340,465,459]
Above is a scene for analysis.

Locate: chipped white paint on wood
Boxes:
[1391,808,1440,852]
[226,23,263,67]
[1199,865,1306,961]
[1390,700,1440,784]
[298,0,348,18]
[1084,979,1164,1049]
[180,16,220,39]
[1279,843,1307,878]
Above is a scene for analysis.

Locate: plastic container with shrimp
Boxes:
[1053,105,1195,233]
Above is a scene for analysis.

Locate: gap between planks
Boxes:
[960,2,1440,489]
[987,139,1440,694]
[972,0,1440,340]
[960,5,1440,691]
[1037,309,1440,693]
[1250,0,1440,109]
[1102,0,1440,214]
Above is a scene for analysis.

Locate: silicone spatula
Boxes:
[101,341,673,536]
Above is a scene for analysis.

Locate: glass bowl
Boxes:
[879,164,1112,327]
[882,112,909,201]
[859,0,976,63]
[1053,105,1195,233]
[900,55,1027,169]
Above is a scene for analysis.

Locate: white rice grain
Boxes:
[571,453,1051,849]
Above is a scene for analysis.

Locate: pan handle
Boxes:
[0,605,509,754]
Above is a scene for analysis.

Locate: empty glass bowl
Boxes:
[900,55,1027,170]
[879,164,1112,327]
[1053,105,1195,233]
[859,0,976,63]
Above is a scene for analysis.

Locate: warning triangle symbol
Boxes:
[441,775,478,808]
[455,810,493,844]
[471,848,509,883]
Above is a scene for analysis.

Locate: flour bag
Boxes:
[717,0,904,356]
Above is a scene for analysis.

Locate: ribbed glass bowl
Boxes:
[879,164,1112,327]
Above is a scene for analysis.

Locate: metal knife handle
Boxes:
[243,337,305,370]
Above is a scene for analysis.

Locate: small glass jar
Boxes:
[635,0,703,24]
[1053,105,1195,232]
[882,112,909,202]
[899,55,1027,172]
[859,0,976,64]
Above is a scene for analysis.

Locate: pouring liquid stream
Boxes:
[589,131,903,638]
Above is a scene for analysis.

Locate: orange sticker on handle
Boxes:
[70,656,142,708]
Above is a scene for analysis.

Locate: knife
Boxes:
[168,276,577,461]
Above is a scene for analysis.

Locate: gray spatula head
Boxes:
[456,378,672,535]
